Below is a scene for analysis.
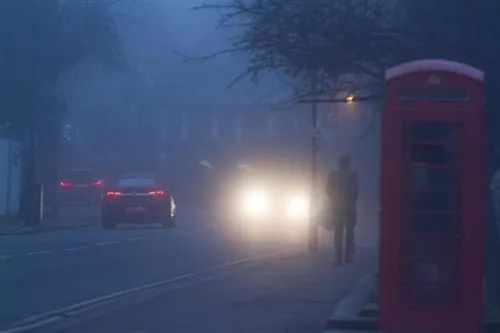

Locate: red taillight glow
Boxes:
[90,180,102,187]
[59,181,72,188]
[148,190,165,196]
[105,191,122,197]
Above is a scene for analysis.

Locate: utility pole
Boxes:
[309,74,319,253]
[24,2,42,227]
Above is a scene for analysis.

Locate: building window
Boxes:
[180,111,188,142]
[211,113,219,142]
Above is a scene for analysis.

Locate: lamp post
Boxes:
[309,94,320,252]
[308,82,356,253]
[309,74,320,253]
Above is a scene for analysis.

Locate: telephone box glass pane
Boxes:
[402,213,460,235]
[412,189,460,211]
[410,145,458,165]
[403,235,460,260]
[402,260,460,304]
[407,167,460,190]
[402,260,460,284]
[402,283,459,304]
[407,122,458,142]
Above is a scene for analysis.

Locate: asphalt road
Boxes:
[68,247,378,333]
[0,208,308,330]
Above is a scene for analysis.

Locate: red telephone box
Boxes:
[379,59,484,333]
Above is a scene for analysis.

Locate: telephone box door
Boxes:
[401,120,463,305]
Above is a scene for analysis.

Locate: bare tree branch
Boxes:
[192,0,402,100]
[358,109,377,138]
[0,0,124,131]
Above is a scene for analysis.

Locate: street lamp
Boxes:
[345,93,355,104]
[309,88,356,253]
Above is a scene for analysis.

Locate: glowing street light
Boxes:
[345,93,355,104]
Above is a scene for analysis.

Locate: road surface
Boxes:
[0,209,308,329]
[68,247,377,333]
[0,207,378,332]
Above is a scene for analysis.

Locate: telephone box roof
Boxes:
[385,59,484,82]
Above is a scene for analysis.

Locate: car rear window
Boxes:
[64,171,95,183]
[116,178,156,187]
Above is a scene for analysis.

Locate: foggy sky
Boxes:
[60,0,380,204]
[64,0,291,119]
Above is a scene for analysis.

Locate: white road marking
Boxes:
[1,228,208,260]
[1,250,288,333]
[25,250,51,256]
[0,229,207,261]
[62,246,85,252]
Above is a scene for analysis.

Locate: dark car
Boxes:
[59,168,102,204]
[101,173,176,229]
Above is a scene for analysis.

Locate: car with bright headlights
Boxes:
[219,165,310,238]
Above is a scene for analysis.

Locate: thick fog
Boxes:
[64,0,288,108]
[60,0,379,213]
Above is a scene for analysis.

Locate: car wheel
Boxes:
[101,215,117,230]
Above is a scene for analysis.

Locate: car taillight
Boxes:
[90,180,102,187]
[105,191,122,197]
[60,181,72,188]
[148,190,165,196]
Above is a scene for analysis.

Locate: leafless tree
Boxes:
[0,0,124,218]
[195,0,410,100]
[201,0,500,306]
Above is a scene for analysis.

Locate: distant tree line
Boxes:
[0,0,123,214]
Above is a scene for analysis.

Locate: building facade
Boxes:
[159,103,312,164]
[156,103,312,203]
[154,101,381,208]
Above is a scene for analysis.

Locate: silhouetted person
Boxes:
[327,154,359,266]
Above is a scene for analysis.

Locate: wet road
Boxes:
[0,209,300,330]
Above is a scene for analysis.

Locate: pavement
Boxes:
[0,206,378,333]
[0,205,100,235]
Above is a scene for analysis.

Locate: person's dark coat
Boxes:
[326,168,359,211]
